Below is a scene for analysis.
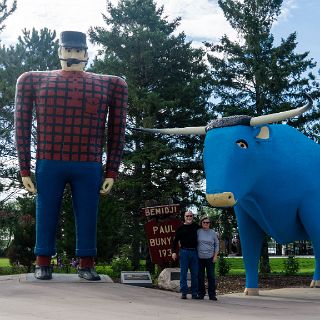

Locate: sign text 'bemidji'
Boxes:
[141,204,180,217]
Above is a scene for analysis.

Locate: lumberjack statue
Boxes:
[14,31,128,280]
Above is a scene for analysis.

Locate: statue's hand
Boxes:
[100,178,114,195]
[22,176,37,194]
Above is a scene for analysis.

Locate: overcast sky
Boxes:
[1,0,319,67]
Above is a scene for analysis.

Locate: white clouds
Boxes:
[1,0,235,48]
[0,0,317,61]
[158,0,236,43]
[1,0,108,45]
[278,0,298,21]
[1,0,109,59]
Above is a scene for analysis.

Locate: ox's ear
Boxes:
[255,126,270,140]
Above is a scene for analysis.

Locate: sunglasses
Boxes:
[202,221,210,224]
[185,215,193,218]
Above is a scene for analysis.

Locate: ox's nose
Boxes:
[206,192,236,207]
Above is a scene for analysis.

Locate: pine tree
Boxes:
[206,0,320,272]
[0,0,16,201]
[0,28,61,264]
[0,0,16,34]
[206,0,319,135]
[89,0,212,267]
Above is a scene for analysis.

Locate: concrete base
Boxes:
[310,279,320,288]
[244,287,259,296]
[1,275,320,320]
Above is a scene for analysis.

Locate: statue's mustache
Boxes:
[59,58,88,67]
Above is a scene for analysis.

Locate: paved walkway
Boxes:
[0,274,319,320]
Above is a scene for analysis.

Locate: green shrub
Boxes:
[53,266,77,274]
[110,256,132,278]
[217,252,230,276]
[0,265,28,275]
[259,256,271,274]
[95,264,113,277]
[283,255,300,275]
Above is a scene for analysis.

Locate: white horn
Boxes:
[250,95,313,126]
[133,126,206,135]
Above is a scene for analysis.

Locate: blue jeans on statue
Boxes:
[179,248,199,297]
[198,257,216,298]
[35,159,102,257]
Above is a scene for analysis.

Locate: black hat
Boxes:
[60,31,88,49]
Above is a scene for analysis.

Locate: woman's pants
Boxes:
[198,257,216,298]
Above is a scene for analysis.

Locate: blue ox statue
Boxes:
[137,95,320,295]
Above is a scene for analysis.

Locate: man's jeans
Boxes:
[179,248,199,297]
[198,258,216,298]
[35,159,102,257]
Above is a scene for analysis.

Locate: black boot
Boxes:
[34,265,52,280]
[78,267,101,281]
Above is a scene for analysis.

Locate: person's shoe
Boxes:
[197,295,204,300]
[209,296,218,301]
[181,294,187,299]
[192,295,201,300]
[34,265,52,280]
[78,267,101,281]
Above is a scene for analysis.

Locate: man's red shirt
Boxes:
[15,70,128,179]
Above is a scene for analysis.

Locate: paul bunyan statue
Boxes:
[15,31,128,280]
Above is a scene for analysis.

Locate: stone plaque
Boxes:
[170,271,191,281]
[158,268,191,292]
[120,271,152,287]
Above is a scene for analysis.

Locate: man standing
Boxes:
[172,210,200,299]
[14,31,128,280]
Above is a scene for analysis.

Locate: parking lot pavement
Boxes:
[0,275,319,320]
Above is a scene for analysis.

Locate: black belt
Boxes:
[181,247,196,251]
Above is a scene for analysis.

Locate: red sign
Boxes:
[141,204,180,218]
[144,219,182,265]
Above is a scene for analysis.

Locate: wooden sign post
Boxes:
[141,204,182,267]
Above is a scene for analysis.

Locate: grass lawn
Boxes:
[226,257,314,275]
[0,258,10,267]
[0,256,315,277]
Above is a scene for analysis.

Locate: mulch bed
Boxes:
[216,275,313,295]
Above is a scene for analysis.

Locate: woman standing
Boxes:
[197,216,219,300]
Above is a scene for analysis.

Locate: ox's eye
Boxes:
[236,139,248,149]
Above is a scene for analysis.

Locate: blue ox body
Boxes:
[204,123,320,294]
[136,96,319,295]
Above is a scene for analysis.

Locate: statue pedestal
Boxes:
[22,273,113,283]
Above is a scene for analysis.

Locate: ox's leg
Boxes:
[235,208,265,296]
[299,202,320,287]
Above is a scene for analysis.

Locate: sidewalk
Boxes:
[0,274,319,320]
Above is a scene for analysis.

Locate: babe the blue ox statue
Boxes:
[137,95,320,295]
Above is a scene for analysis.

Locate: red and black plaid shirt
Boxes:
[15,70,128,179]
